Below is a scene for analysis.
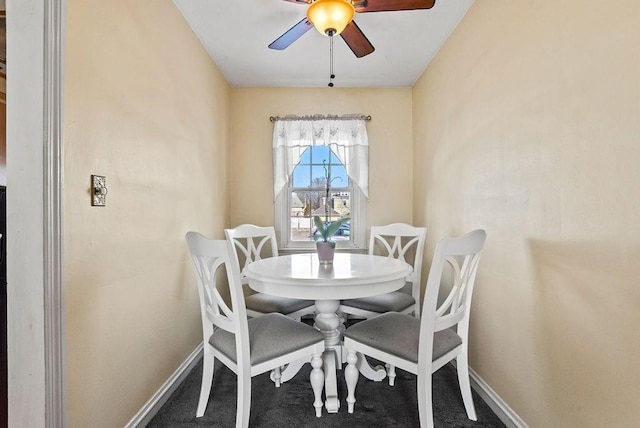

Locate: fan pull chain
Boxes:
[328,34,335,87]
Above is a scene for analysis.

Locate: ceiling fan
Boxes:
[268,0,437,58]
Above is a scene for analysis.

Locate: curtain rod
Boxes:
[269,114,371,122]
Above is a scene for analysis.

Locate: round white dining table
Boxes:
[243,252,412,414]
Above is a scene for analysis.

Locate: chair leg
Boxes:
[196,350,215,417]
[272,366,282,387]
[236,368,252,428]
[456,353,477,421]
[345,350,359,413]
[417,371,434,428]
[310,353,324,417]
[387,364,396,386]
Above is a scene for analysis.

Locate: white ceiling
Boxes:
[173,0,473,88]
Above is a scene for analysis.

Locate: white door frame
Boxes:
[7,0,65,426]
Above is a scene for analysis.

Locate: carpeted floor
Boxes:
[147,355,506,427]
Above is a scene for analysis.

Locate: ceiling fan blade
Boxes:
[355,0,436,13]
[281,0,310,4]
[340,21,375,58]
[268,18,314,50]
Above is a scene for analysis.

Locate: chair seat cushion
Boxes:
[344,312,462,363]
[341,291,415,313]
[209,313,324,366]
[245,292,314,315]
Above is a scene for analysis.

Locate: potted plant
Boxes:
[313,215,350,264]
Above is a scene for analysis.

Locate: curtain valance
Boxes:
[272,116,369,199]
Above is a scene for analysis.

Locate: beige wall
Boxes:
[63,1,230,426]
[229,88,413,231]
[413,1,640,426]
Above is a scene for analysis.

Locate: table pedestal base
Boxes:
[271,298,388,414]
[322,348,340,413]
[355,353,386,381]
[314,299,342,413]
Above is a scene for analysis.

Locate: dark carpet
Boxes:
[147,354,506,428]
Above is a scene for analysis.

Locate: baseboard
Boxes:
[469,367,528,428]
[125,343,204,428]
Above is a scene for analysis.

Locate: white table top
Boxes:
[244,252,412,300]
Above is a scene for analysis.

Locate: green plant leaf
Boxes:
[313,215,325,233]
[313,215,350,242]
[325,217,350,238]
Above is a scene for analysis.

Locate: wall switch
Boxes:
[91,175,107,207]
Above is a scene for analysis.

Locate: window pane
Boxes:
[290,218,313,241]
[298,147,312,164]
[290,194,312,241]
[292,165,311,187]
[330,165,348,187]
[331,191,350,216]
[308,190,326,216]
[312,145,330,161]
[291,192,305,212]
[310,166,327,188]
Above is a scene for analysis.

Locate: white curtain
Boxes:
[272,116,369,199]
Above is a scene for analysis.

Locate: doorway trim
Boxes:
[7,0,65,426]
[44,0,65,426]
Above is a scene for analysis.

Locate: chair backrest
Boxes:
[369,223,427,312]
[225,225,279,282]
[417,229,486,367]
[185,232,250,365]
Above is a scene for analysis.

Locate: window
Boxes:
[272,116,369,251]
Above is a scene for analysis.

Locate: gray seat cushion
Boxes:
[209,313,324,366]
[341,291,416,313]
[344,312,462,363]
[246,293,313,315]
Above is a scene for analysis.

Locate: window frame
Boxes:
[275,146,367,252]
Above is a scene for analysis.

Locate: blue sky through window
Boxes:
[292,146,349,189]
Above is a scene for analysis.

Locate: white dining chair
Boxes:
[225,224,316,320]
[185,232,325,426]
[343,229,487,428]
[340,223,427,319]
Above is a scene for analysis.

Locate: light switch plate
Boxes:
[91,175,107,206]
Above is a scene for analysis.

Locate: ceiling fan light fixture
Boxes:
[307,0,355,36]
